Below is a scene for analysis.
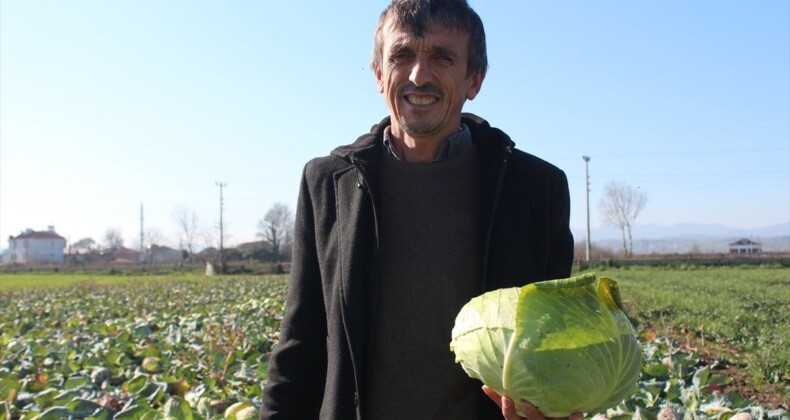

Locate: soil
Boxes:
[671,333,789,411]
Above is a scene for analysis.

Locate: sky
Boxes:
[1,1,789,250]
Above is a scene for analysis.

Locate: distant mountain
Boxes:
[574,222,789,240]
[573,222,790,254]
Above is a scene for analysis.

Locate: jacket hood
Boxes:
[330,113,516,163]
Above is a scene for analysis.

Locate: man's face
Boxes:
[375,20,483,143]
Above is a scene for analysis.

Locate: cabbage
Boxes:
[450,273,642,417]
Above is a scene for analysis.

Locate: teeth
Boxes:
[407,96,437,106]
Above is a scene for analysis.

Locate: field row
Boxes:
[0,268,787,418]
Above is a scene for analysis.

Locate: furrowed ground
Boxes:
[0,266,787,419]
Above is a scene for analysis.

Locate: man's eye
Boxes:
[434,55,453,65]
[391,52,412,63]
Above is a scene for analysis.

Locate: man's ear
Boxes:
[466,71,485,100]
[374,66,384,93]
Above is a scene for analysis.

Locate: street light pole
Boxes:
[216,182,227,273]
[582,156,591,261]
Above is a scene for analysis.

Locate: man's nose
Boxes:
[408,56,431,87]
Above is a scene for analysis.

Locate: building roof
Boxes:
[728,238,761,246]
[11,229,66,240]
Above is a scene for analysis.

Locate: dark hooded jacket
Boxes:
[260,114,574,419]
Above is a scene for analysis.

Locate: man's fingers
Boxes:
[501,397,526,420]
[483,386,582,420]
[481,385,503,407]
[519,401,547,420]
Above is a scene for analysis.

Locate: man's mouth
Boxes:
[402,83,442,106]
[405,95,438,106]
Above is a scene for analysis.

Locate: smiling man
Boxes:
[260,1,574,419]
[374,16,483,162]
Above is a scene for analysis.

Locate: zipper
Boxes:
[481,145,512,292]
[349,154,380,416]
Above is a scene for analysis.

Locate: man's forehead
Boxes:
[381,19,467,49]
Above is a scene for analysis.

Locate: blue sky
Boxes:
[1,1,788,249]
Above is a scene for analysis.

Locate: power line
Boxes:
[553,147,789,164]
[578,147,789,159]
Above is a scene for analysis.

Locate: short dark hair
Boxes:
[371,0,488,79]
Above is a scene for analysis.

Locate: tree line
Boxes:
[69,202,296,263]
[69,182,647,263]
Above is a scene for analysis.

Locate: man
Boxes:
[260,1,574,419]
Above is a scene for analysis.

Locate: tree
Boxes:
[598,182,647,257]
[172,205,201,256]
[257,202,294,261]
[143,228,165,249]
[103,228,123,249]
[72,237,96,251]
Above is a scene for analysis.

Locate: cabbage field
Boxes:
[0,266,788,419]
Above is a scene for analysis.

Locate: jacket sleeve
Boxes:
[547,170,575,280]
[260,165,328,419]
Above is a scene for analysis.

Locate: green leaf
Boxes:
[52,389,81,406]
[692,366,710,390]
[33,388,59,408]
[113,403,154,420]
[0,376,21,401]
[33,406,70,420]
[162,396,193,420]
[64,376,91,390]
[86,406,115,420]
[141,357,164,374]
[642,362,669,379]
[126,375,148,395]
[708,375,733,386]
[66,398,104,417]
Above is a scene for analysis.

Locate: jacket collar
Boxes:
[330,113,516,165]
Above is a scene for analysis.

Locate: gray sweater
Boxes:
[364,146,481,420]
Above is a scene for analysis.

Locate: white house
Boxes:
[728,238,762,254]
[6,226,67,264]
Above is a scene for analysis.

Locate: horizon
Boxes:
[2,220,788,254]
[2,1,789,248]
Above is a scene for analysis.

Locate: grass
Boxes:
[0,272,214,290]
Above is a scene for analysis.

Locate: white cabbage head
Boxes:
[450,273,642,417]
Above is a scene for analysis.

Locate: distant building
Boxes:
[99,246,142,264]
[146,245,183,263]
[6,226,67,264]
[728,238,762,254]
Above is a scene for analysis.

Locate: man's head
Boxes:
[371,0,488,155]
[371,0,488,79]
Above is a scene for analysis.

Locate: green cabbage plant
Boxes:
[450,273,642,417]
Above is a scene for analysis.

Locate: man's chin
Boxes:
[398,117,443,138]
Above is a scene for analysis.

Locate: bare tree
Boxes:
[598,182,647,256]
[257,202,294,261]
[172,205,200,256]
[103,228,123,249]
[143,228,166,248]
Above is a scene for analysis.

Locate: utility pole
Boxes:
[215,182,227,273]
[139,202,145,264]
[582,156,591,261]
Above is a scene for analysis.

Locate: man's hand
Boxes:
[482,385,584,420]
